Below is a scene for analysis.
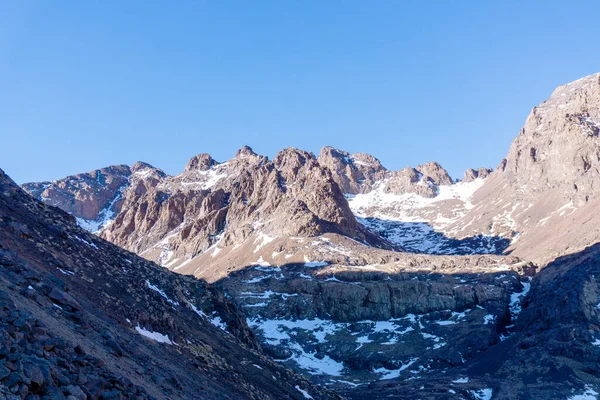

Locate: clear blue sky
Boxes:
[2,1,600,184]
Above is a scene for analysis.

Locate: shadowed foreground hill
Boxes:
[343,244,600,399]
[205,248,600,399]
[0,168,338,400]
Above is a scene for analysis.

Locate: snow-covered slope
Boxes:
[347,178,510,255]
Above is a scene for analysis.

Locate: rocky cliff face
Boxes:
[462,167,492,183]
[317,146,455,198]
[444,72,600,265]
[22,164,132,221]
[97,146,387,275]
[0,168,338,399]
[504,73,600,192]
[22,162,166,232]
[355,243,600,399]
[216,251,531,390]
[317,147,388,194]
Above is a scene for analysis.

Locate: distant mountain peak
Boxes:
[235,145,257,157]
[184,153,218,171]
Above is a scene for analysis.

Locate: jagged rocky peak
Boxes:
[273,147,359,235]
[318,146,384,166]
[382,166,435,197]
[273,147,317,172]
[415,161,454,185]
[318,146,387,194]
[352,152,385,169]
[98,143,382,269]
[503,72,600,197]
[227,145,269,168]
[318,146,456,197]
[22,164,133,221]
[130,161,167,180]
[381,163,453,198]
[235,144,258,157]
[127,162,166,199]
[131,161,154,172]
[463,167,492,182]
[184,153,218,171]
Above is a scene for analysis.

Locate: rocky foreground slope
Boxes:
[0,169,337,399]
[17,72,600,399]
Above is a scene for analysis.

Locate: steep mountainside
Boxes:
[445,72,600,265]
[100,146,382,269]
[22,162,166,232]
[0,168,337,399]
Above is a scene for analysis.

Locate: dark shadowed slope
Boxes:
[0,168,339,400]
[345,244,600,399]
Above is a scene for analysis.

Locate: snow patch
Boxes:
[303,256,328,268]
[146,280,179,306]
[210,314,228,331]
[568,386,599,400]
[74,235,99,249]
[469,388,493,400]
[295,386,314,399]
[252,256,271,267]
[180,167,228,190]
[135,326,174,345]
[248,318,346,376]
[452,377,469,383]
[57,268,75,276]
[254,233,275,253]
[509,279,532,320]
[374,358,417,380]
[244,275,270,284]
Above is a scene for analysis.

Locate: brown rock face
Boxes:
[236,145,258,157]
[463,167,492,182]
[184,153,217,171]
[504,73,600,195]
[383,167,439,197]
[22,165,132,221]
[23,163,166,231]
[273,148,358,235]
[317,146,387,194]
[415,161,454,186]
[317,146,455,198]
[98,146,380,267]
[446,72,600,264]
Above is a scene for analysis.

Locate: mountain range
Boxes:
[4,72,600,399]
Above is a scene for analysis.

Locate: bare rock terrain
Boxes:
[16,72,600,399]
[1,168,337,400]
